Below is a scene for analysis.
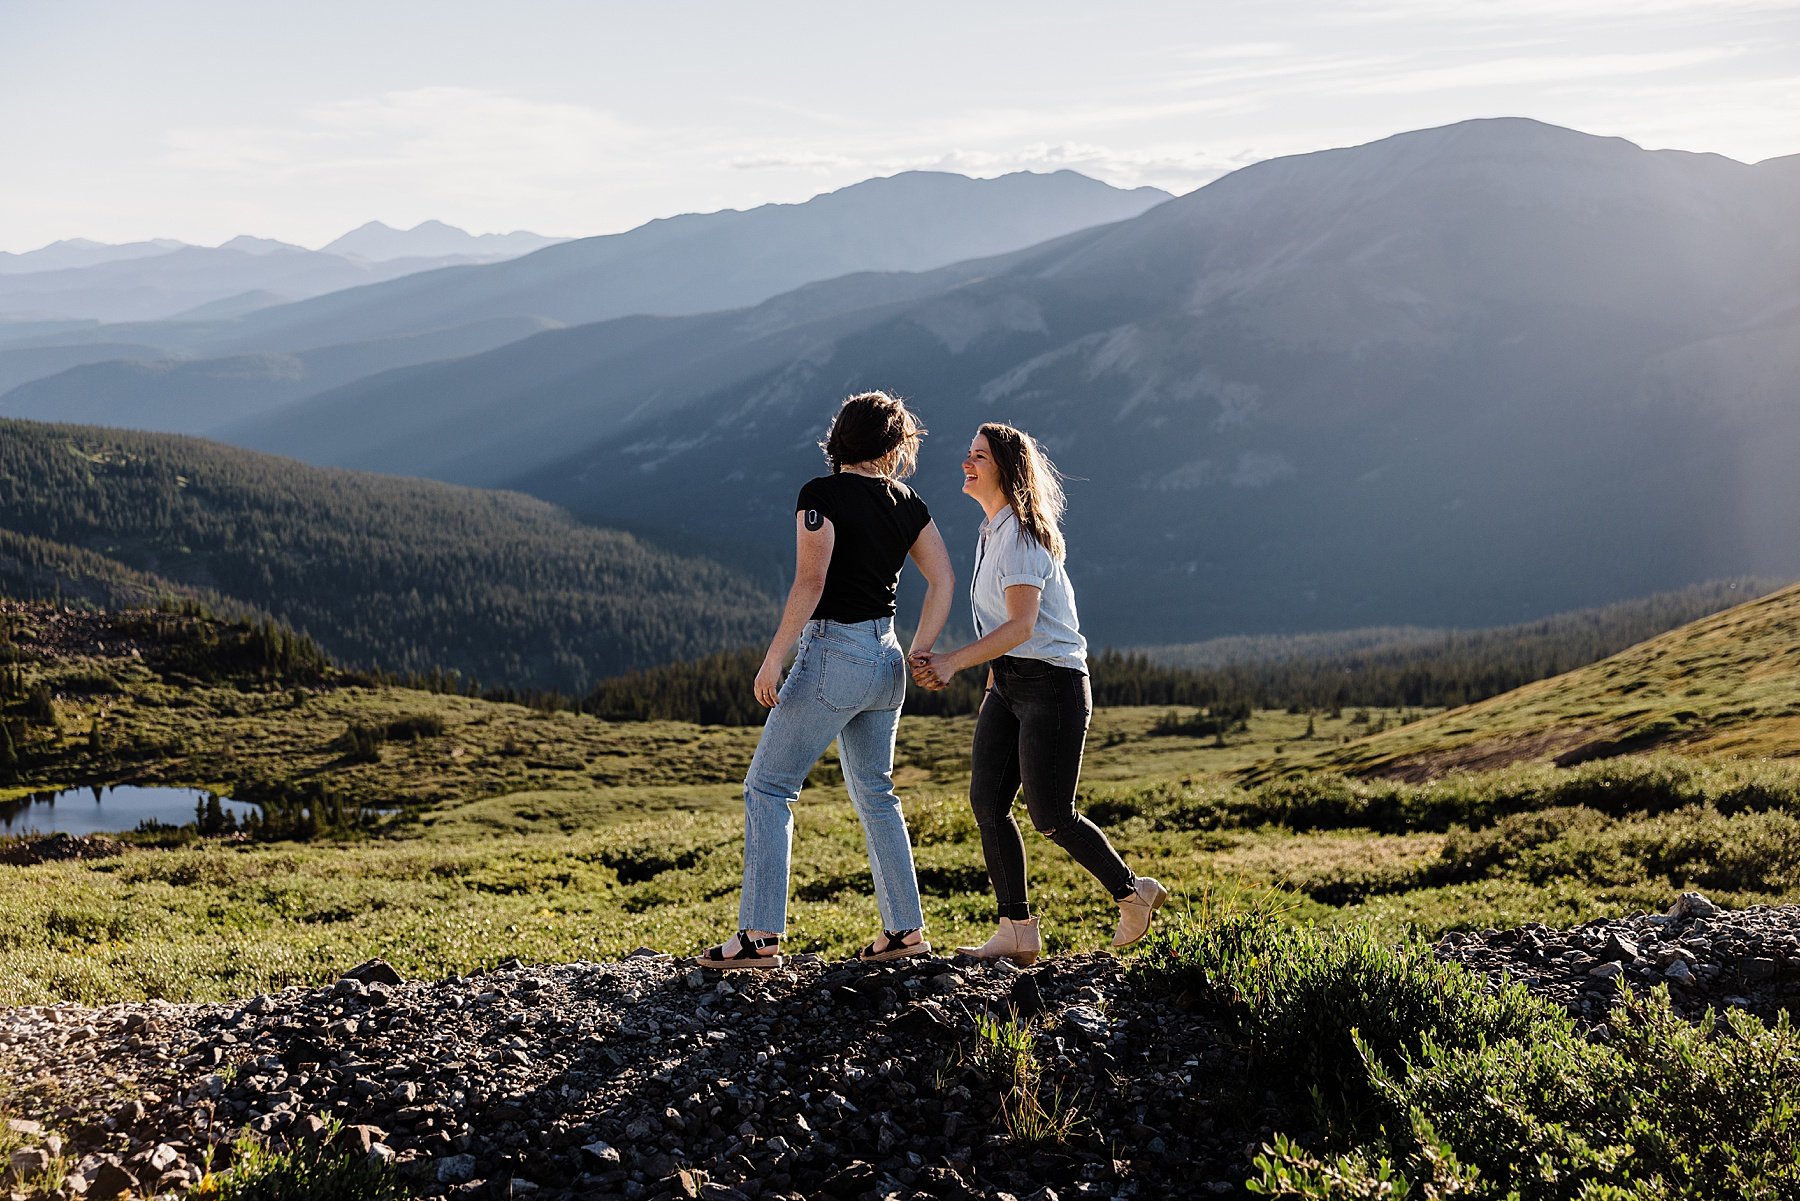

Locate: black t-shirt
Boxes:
[796,474,932,621]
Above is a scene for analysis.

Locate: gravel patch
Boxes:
[1,950,1273,1200]
[1435,891,1800,1026]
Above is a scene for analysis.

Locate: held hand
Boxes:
[753,658,783,708]
[910,650,958,691]
[907,651,937,689]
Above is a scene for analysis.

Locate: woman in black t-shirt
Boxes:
[701,392,955,970]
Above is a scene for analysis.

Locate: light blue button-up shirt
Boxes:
[971,506,1088,673]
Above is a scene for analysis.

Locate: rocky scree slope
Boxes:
[1435,891,1800,1026]
[1,952,1269,1201]
[5,894,1795,1200]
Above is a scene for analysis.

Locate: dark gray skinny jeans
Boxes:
[968,656,1135,920]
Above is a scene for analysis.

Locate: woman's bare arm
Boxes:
[913,584,1039,688]
[753,513,834,707]
[904,520,955,659]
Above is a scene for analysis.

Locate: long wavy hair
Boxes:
[979,422,1066,562]
[820,391,926,479]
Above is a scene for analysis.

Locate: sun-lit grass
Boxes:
[10,747,1800,1004]
[6,594,1800,1007]
[1269,580,1800,780]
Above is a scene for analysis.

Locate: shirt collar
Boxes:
[980,506,1018,536]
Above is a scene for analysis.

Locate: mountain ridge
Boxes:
[204,168,1172,353]
[0,418,777,690]
[0,170,1167,426]
[480,117,1800,641]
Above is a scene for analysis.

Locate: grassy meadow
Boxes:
[0,701,1426,1004]
[5,695,1800,1006]
[7,599,1800,1199]
[3,589,1800,1007]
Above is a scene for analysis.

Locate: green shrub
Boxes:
[53,669,119,695]
[1289,990,1800,1199]
[1149,701,1252,738]
[382,714,445,742]
[19,684,57,728]
[1435,807,1614,885]
[337,723,384,763]
[1432,804,1800,896]
[1137,909,1800,1200]
[600,839,703,885]
[1132,910,1551,1122]
[211,1125,401,1201]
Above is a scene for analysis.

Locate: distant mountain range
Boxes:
[222,118,1800,645]
[6,124,1798,653]
[0,170,1169,432]
[0,222,566,324]
[0,237,187,275]
[202,171,1171,353]
[0,317,558,434]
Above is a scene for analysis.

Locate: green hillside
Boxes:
[1263,579,1800,781]
[0,419,777,691]
[0,598,764,823]
[4,594,1798,1026]
[1133,578,1778,708]
[0,527,241,615]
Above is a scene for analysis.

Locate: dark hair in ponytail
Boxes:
[820,391,925,478]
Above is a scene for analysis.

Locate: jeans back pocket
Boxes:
[881,648,907,710]
[817,646,880,712]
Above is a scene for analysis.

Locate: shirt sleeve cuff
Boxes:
[999,573,1046,590]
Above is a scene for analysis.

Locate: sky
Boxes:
[2,0,1798,252]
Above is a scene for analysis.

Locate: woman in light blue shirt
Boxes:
[912,423,1166,964]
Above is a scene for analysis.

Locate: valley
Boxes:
[3,110,1799,1201]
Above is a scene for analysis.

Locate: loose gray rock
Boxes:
[1669,892,1721,920]
[9,1147,52,1179]
[1437,895,1800,1025]
[436,1152,478,1183]
[580,1139,621,1165]
[33,918,1765,1201]
[344,958,406,987]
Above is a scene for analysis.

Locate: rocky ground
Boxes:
[0,950,1282,1201]
[4,892,1794,1201]
[0,835,127,868]
[1434,892,1800,1027]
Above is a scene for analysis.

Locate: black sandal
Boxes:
[857,929,931,963]
[699,930,784,971]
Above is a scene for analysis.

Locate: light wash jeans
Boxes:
[740,617,925,935]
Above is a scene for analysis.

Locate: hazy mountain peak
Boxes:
[320,221,564,262]
[217,235,307,256]
[0,237,188,275]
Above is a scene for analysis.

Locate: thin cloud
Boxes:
[729,152,858,170]
[167,87,649,190]
[1331,0,1798,21]
[1344,48,1743,94]
[1167,41,1299,61]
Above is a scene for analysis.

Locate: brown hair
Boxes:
[820,391,925,478]
[978,422,1066,562]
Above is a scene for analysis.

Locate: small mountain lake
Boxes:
[0,786,256,837]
